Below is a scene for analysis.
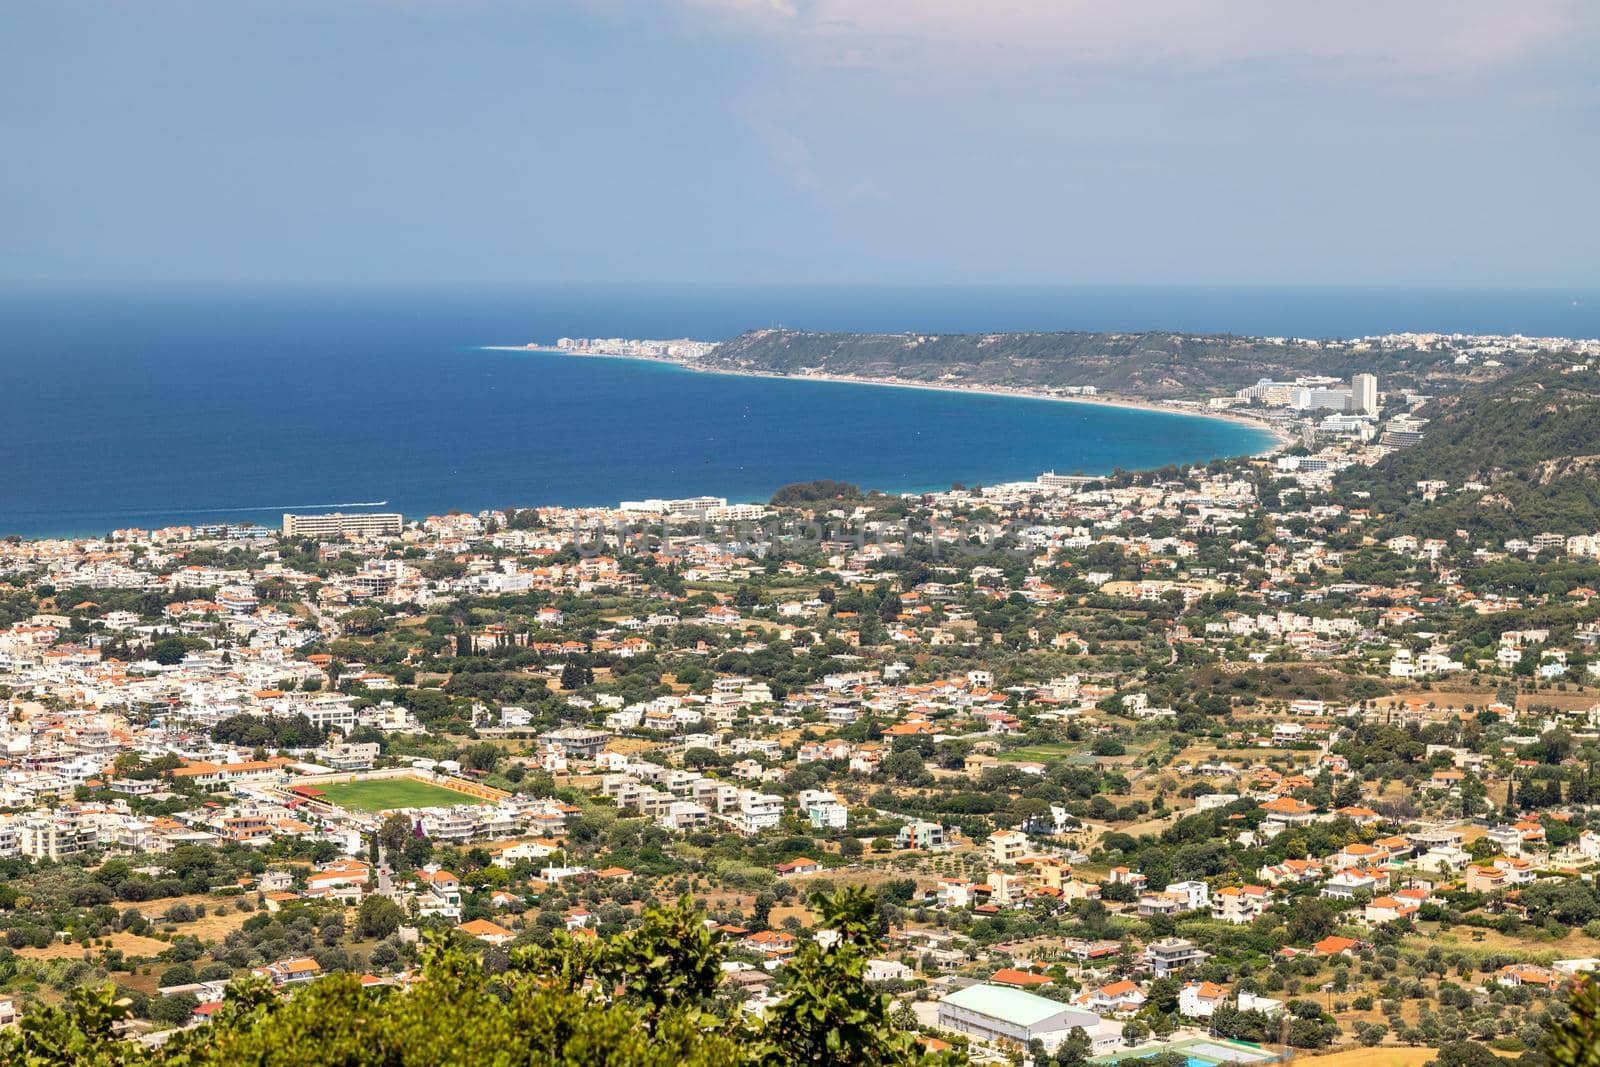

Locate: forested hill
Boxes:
[704,328,1480,400]
[1352,363,1600,539]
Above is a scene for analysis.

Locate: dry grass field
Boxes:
[17,932,171,961]
[1299,1049,1517,1066]
[1297,1049,1441,1067]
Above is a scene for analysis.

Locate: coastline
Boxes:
[487,345,1294,458]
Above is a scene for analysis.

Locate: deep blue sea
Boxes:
[3,283,1596,538]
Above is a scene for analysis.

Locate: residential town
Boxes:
[7,353,1600,1065]
[14,0,1600,1054]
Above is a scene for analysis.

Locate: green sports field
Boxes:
[310,777,490,813]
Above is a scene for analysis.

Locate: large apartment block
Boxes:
[282,512,404,539]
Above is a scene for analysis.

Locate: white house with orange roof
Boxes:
[936,879,977,908]
[743,929,797,961]
[1373,835,1414,859]
[1329,842,1391,869]
[1363,895,1421,925]
[1466,865,1510,893]
[987,829,1029,866]
[1259,859,1323,885]
[253,956,321,986]
[1498,964,1562,989]
[1335,805,1383,826]
[1107,867,1147,889]
[415,867,462,919]
[1178,981,1229,1018]
[1212,885,1273,924]
[1074,979,1146,1016]
[1492,856,1536,885]
[1260,796,1317,826]
[1321,868,1386,899]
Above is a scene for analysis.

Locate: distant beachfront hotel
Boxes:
[282,512,404,539]
[1235,371,1379,415]
[618,496,767,522]
[619,495,727,516]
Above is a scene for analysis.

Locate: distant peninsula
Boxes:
[696,328,1543,401]
[541,327,1596,404]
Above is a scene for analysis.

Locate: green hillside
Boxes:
[1352,364,1600,539]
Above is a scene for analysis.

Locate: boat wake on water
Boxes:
[186,501,390,514]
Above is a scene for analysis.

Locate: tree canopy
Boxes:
[0,890,959,1067]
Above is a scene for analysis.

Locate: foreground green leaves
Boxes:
[0,890,959,1067]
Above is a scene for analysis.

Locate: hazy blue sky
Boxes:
[3,1,1597,286]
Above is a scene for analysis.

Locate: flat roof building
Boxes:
[618,496,726,517]
[1144,937,1211,977]
[1353,372,1379,415]
[937,984,1115,1053]
[282,512,403,539]
[537,727,613,759]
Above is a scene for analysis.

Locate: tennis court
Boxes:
[1096,1037,1278,1066]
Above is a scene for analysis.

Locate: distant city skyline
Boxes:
[2,1,1597,287]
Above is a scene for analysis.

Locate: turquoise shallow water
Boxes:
[16,281,1545,537]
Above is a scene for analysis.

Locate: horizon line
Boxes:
[1,278,1598,293]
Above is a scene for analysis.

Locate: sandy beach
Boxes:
[488,345,1295,458]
